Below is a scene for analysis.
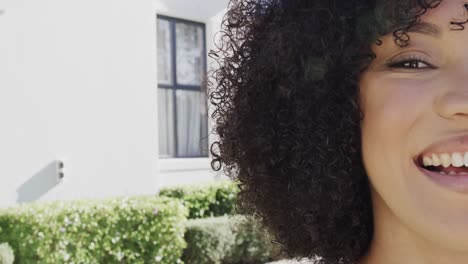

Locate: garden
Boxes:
[0,181,280,264]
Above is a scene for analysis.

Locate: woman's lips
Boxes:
[417,133,468,159]
[415,159,468,194]
[413,133,468,194]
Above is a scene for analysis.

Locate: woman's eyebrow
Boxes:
[406,21,442,38]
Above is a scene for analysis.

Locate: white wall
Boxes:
[0,0,229,208]
[153,0,228,23]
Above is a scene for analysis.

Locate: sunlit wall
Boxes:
[0,0,228,208]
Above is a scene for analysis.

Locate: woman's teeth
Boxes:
[422,152,468,168]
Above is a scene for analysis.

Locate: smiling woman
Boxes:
[208,0,468,264]
[359,1,468,263]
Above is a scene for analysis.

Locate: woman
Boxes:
[208,0,468,263]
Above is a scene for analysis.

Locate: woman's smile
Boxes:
[413,133,468,194]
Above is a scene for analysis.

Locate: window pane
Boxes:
[157,18,173,85]
[158,88,175,158]
[176,89,208,157]
[175,23,205,86]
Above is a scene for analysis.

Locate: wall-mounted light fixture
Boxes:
[56,160,65,183]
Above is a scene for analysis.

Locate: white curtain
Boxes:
[176,90,202,156]
[158,89,175,158]
[175,22,204,86]
[157,19,172,85]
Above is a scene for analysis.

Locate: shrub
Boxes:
[182,215,277,264]
[0,242,14,264]
[159,180,239,219]
[0,196,188,264]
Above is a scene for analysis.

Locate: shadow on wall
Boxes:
[16,161,63,203]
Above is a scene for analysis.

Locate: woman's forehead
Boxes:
[419,0,468,31]
[370,0,468,52]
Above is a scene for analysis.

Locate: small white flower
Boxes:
[155,256,162,262]
[116,252,124,261]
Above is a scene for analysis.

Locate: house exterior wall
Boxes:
[0,0,228,208]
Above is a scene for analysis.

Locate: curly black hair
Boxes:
[207,0,468,263]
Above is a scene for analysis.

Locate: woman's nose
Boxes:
[435,75,468,120]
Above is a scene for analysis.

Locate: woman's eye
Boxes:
[386,58,434,70]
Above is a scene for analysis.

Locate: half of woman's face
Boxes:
[359,0,468,251]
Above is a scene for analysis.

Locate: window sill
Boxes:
[159,157,211,172]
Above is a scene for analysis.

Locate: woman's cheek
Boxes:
[360,74,434,183]
[361,74,438,142]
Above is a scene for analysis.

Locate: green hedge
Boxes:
[159,180,239,219]
[0,242,14,264]
[182,215,276,264]
[0,196,188,264]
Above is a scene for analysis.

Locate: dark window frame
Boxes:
[157,14,209,159]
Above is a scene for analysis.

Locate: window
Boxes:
[157,15,209,158]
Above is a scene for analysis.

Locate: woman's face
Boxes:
[360,0,468,251]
